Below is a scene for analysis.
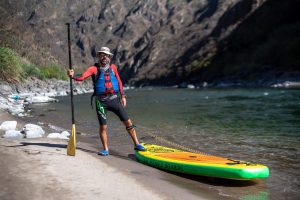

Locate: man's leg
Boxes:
[111,98,145,150]
[123,119,139,145]
[95,98,109,153]
[99,125,109,151]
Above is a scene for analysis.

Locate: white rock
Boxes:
[19,92,36,98]
[61,131,70,137]
[23,124,45,138]
[187,84,195,89]
[18,113,25,117]
[0,103,9,110]
[3,130,23,139]
[8,106,24,115]
[47,133,61,139]
[26,130,43,138]
[26,96,58,103]
[60,136,69,140]
[42,92,57,97]
[0,121,17,131]
[47,132,69,140]
[0,96,8,103]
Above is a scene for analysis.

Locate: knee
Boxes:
[123,119,132,126]
[100,125,107,132]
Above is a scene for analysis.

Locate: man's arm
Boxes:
[68,66,97,81]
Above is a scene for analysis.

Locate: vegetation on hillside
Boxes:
[0,47,24,83]
[0,47,68,83]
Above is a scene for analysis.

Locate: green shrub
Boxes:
[22,63,45,79]
[40,63,68,80]
[0,47,24,83]
[0,47,69,82]
[23,63,69,80]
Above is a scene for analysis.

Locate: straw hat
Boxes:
[96,47,113,56]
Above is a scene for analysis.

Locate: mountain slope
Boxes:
[1,0,298,86]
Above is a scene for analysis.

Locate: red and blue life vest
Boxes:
[91,63,121,100]
[95,66,119,95]
[72,63,124,107]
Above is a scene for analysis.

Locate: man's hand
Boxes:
[67,69,74,77]
[121,96,126,107]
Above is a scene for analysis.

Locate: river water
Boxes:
[28,87,300,200]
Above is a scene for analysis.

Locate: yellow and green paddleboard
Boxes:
[135,143,269,180]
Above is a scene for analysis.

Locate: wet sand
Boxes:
[0,111,213,200]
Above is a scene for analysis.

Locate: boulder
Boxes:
[61,131,70,138]
[23,124,45,138]
[25,130,43,138]
[0,121,17,131]
[47,132,69,140]
[47,133,61,139]
[3,130,23,139]
[187,84,195,89]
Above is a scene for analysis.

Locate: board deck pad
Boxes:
[135,143,269,180]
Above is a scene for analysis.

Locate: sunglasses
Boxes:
[99,53,111,58]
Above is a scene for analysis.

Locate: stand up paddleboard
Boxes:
[135,143,269,180]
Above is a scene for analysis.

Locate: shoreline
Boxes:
[1,111,215,200]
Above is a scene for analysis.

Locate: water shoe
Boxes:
[98,150,109,156]
[134,144,146,151]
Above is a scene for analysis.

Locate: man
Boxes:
[68,47,146,156]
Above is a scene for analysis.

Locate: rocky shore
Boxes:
[0,77,93,140]
[0,77,93,117]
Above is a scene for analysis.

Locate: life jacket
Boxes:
[90,63,119,107]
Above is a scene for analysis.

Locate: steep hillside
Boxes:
[191,0,300,85]
[1,0,297,86]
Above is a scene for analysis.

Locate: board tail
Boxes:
[67,124,76,156]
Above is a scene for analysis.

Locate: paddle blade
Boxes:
[67,124,76,156]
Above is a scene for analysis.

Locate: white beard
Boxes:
[102,64,110,71]
[99,59,110,71]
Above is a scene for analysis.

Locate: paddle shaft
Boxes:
[66,23,75,124]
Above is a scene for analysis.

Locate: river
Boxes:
[28,87,300,199]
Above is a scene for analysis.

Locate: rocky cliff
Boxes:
[1,0,298,86]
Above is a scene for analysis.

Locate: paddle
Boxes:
[66,22,76,156]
